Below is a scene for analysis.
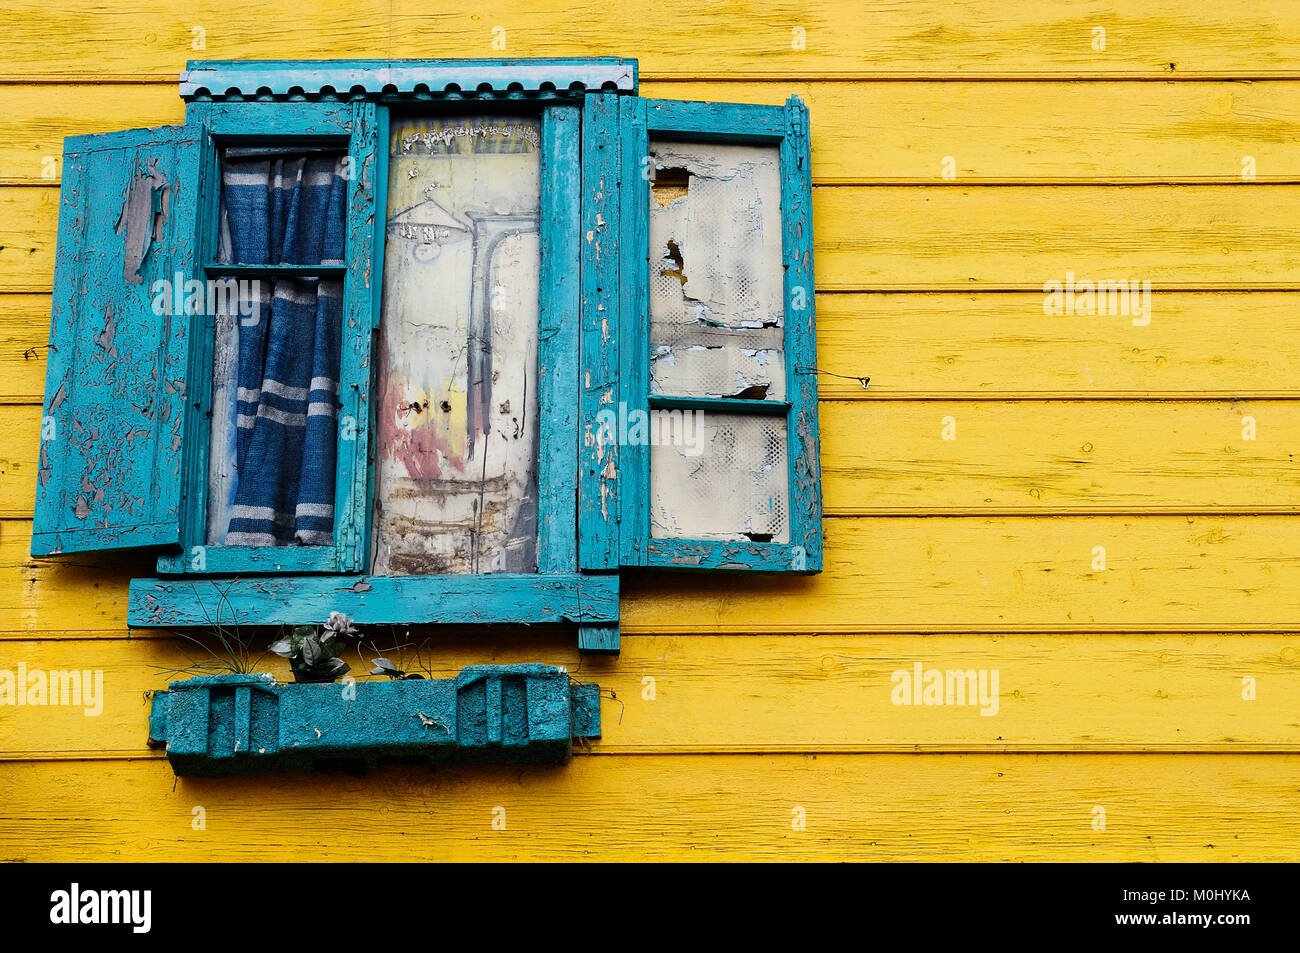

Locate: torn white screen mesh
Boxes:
[647,140,786,401]
[650,412,790,543]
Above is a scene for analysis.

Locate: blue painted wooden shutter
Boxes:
[33,125,201,556]
[590,95,822,573]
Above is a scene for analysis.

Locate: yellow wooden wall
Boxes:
[4,1,1300,861]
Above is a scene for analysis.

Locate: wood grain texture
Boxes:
[0,84,183,184]
[1,754,1297,861]
[0,296,51,401]
[622,514,1300,633]
[647,80,1300,183]
[821,399,1300,513]
[3,634,1298,757]
[12,81,1300,185]
[7,514,1300,635]
[807,185,1300,290]
[815,291,1300,399]
[4,1,1300,79]
[11,182,1300,292]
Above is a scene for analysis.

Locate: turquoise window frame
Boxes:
[34,58,820,656]
[582,94,823,574]
[156,99,379,577]
[124,60,621,652]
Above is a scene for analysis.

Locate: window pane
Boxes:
[217,147,348,266]
[371,115,541,575]
[207,149,347,546]
[648,140,786,401]
[650,412,790,543]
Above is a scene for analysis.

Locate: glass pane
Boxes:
[648,140,786,401]
[650,412,790,543]
[217,147,348,266]
[371,115,541,575]
[206,148,347,546]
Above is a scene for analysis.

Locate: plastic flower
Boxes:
[322,611,359,642]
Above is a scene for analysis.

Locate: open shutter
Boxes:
[592,95,822,573]
[33,125,201,556]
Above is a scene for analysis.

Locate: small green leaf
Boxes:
[301,638,321,665]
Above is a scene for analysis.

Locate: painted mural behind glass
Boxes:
[372,115,541,574]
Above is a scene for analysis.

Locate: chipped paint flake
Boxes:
[113,158,171,286]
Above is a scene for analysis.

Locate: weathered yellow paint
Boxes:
[3,635,1298,756]
[3,755,1298,861]
[9,181,1300,292]
[2,0,1299,862]
[0,296,52,402]
[5,514,1300,637]
[816,292,1300,398]
[822,400,1300,513]
[5,290,1297,402]
[5,290,1300,404]
[12,81,1300,184]
[3,400,1298,517]
[5,0,1300,79]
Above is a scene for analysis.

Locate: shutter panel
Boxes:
[33,125,201,556]
[597,96,822,573]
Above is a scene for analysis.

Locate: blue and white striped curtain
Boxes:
[217,150,347,546]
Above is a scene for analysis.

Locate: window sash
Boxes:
[155,101,584,586]
[608,96,823,574]
[158,100,378,575]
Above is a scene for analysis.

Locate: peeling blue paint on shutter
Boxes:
[33,125,202,556]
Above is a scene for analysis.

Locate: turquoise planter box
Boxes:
[148,664,601,776]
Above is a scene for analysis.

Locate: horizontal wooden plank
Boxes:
[0,84,183,184]
[0,185,57,291]
[127,573,618,627]
[816,291,1300,399]
[4,1,1300,79]
[8,182,1300,292]
[622,514,1300,633]
[10,81,1300,185]
[4,292,1300,404]
[3,633,1297,756]
[806,185,1300,290]
[822,399,1300,514]
[6,515,1300,635]
[650,80,1300,184]
[0,296,50,403]
[1,753,1296,860]
[3,399,1295,521]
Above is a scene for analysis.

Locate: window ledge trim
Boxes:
[127,572,619,629]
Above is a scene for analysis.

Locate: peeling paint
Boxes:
[33,125,199,557]
[113,158,171,286]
